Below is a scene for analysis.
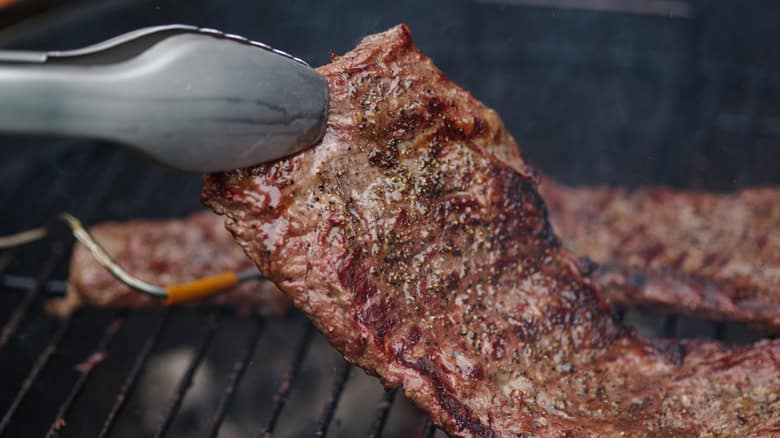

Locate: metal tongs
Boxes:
[0,25,329,172]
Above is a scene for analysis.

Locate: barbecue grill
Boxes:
[1,1,778,437]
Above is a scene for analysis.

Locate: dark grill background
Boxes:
[0,1,777,437]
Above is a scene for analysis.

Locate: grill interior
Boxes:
[0,1,778,437]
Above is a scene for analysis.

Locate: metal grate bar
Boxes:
[0,318,71,436]
[259,323,313,438]
[97,310,170,438]
[0,241,63,352]
[314,361,352,438]
[202,317,264,438]
[44,314,126,438]
[367,389,397,438]
[0,151,125,352]
[421,418,437,438]
[153,313,219,438]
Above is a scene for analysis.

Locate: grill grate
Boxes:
[0,242,64,351]
[98,311,171,438]
[314,361,352,438]
[154,313,220,438]
[0,149,130,438]
[203,317,263,438]
[0,319,70,436]
[260,324,313,437]
[45,315,125,438]
[367,390,397,438]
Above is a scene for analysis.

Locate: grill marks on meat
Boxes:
[541,179,780,333]
[49,211,289,318]
[202,25,780,436]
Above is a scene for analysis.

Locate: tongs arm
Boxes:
[0,25,329,172]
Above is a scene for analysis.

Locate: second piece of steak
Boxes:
[541,178,780,333]
[49,211,289,318]
[203,25,780,436]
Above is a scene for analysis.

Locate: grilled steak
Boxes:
[203,25,780,436]
[541,178,780,333]
[48,211,289,318]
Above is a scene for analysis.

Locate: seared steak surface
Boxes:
[542,179,780,333]
[51,211,289,317]
[203,25,780,436]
